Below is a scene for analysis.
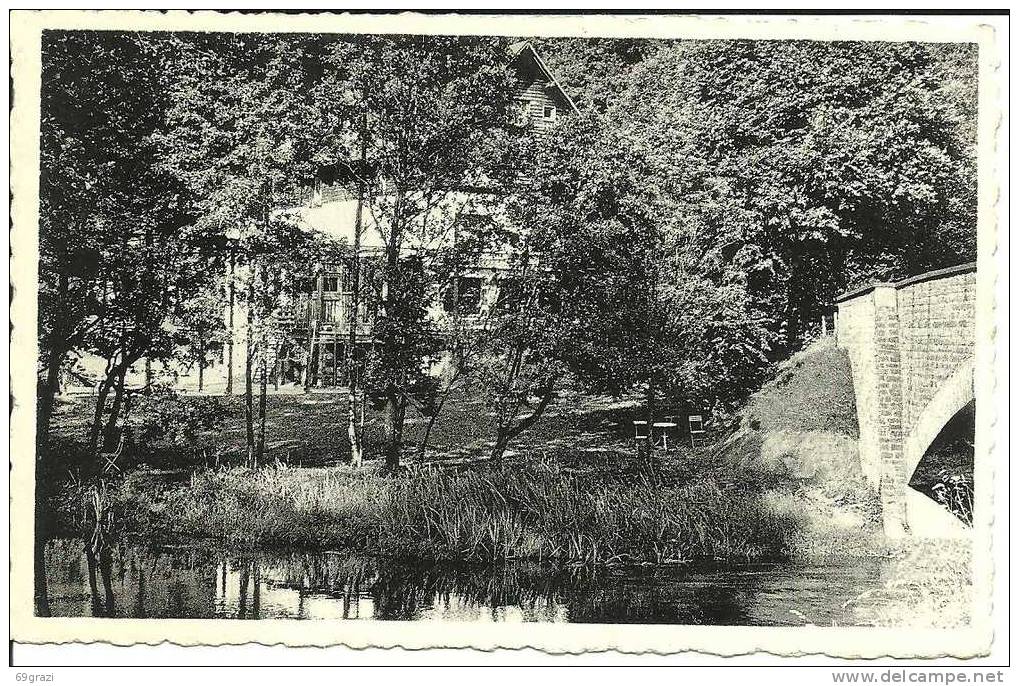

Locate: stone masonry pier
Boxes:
[836,262,976,537]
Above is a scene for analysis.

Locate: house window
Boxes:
[442,277,483,315]
[323,277,339,292]
[460,277,483,314]
[542,105,557,121]
[323,300,343,323]
[458,212,493,235]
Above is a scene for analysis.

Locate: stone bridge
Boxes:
[835,262,976,537]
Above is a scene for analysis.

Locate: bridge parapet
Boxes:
[836,263,976,537]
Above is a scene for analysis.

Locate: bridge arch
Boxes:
[836,263,976,537]
[903,357,974,481]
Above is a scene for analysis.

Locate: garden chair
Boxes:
[688,414,707,448]
[632,420,650,450]
[99,433,126,475]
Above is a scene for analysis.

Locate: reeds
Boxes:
[114,460,798,565]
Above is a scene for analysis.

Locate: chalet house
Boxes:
[221,40,578,391]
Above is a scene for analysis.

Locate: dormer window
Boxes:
[542,105,557,121]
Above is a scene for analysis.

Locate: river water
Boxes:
[42,539,889,625]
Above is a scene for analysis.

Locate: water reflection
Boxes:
[43,539,887,625]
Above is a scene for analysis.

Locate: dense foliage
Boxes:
[539,38,978,358]
[38,31,978,461]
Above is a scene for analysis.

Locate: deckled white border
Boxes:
[9,10,1002,656]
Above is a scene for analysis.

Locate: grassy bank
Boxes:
[724,337,972,628]
[105,458,802,565]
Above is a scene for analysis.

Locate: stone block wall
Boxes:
[836,295,882,487]
[836,263,976,536]
[896,269,977,432]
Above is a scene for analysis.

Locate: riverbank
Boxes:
[847,539,972,628]
[40,339,972,626]
[716,337,973,628]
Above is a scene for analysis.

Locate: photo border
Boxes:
[8,9,1003,657]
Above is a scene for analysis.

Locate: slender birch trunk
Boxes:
[256,350,267,468]
[227,247,236,395]
[347,108,368,467]
[244,277,255,468]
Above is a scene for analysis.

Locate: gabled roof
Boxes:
[507,40,579,115]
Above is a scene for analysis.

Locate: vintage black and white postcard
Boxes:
[9,10,1004,658]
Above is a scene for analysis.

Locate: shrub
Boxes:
[130,391,234,468]
[931,469,974,526]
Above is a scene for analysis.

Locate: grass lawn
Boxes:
[49,388,648,469]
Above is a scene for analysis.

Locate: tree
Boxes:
[509,110,776,450]
[176,289,227,393]
[36,30,228,615]
[157,33,333,465]
[532,37,659,114]
[38,31,224,463]
[322,35,519,469]
[524,38,978,358]
[239,219,325,466]
[466,244,566,466]
[665,40,978,351]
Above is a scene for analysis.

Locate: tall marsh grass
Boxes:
[114,461,799,565]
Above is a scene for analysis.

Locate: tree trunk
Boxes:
[418,369,461,462]
[101,361,129,452]
[143,358,152,395]
[251,561,261,619]
[347,392,363,467]
[88,360,117,458]
[273,343,280,391]
[490,385,555,467]
[489,430,512,467]
[36,348,65,459]
[99,545,115,617]
[379,181,409,470]
[238,560,250,619]
[34,343,68,617]
[33,516,50,617]
[309,274,324,389]
[256,349,268,468]
[643,380,658,471]
[227,248,236,395]
[245,282,255,468]
[34,347,68,618]
[417,398,444,462]
[85,547,102,617]
[383,389,405,470]
[303,324,315,393]
[37,269,72,457]
[347,137,366,466]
